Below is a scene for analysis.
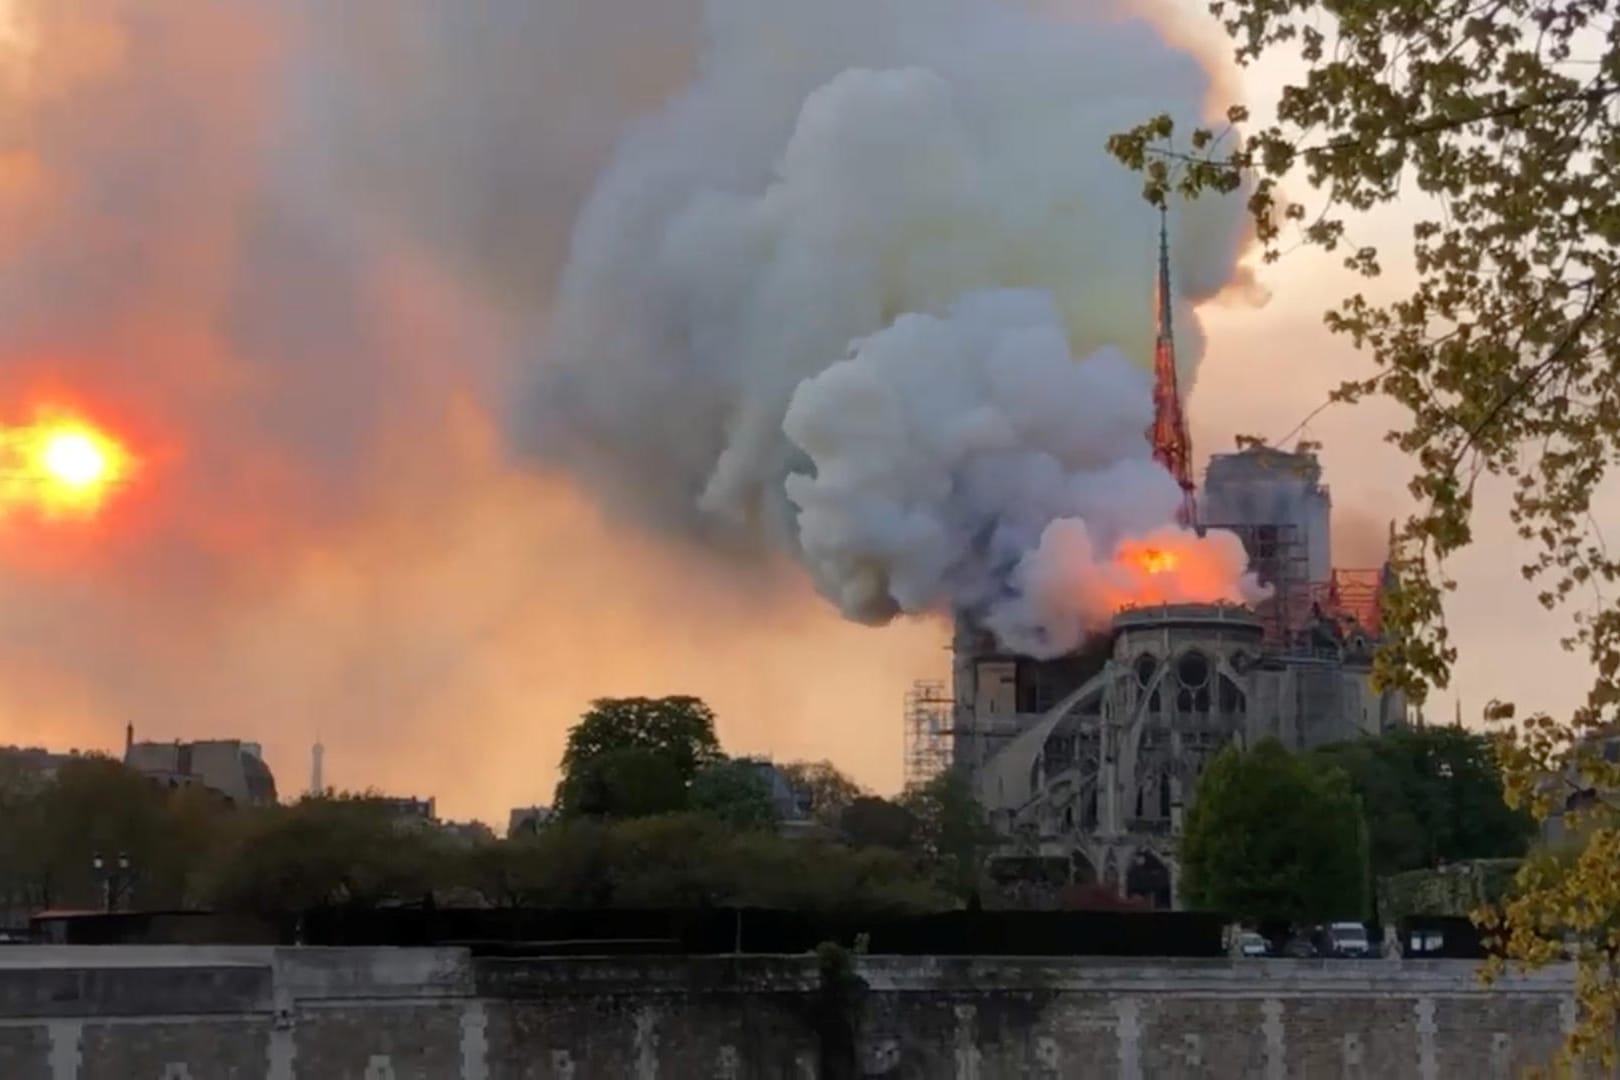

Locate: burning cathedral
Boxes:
[904,211,1406,910]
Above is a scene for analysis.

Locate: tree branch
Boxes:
[1447,278,1616,474]
[1143,83,1619,173]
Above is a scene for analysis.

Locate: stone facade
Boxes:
[0,947,1577,1078]
[949,444,1410,909]
[970,602,1403,908]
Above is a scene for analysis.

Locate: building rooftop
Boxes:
[1111,602,1265,633]
[1205,443,1325,482]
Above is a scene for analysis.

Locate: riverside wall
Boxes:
[0,946,1576,1078]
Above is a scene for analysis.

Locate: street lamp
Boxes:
[90,851,132,913]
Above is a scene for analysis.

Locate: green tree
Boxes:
[900,771,996,902]
[0,758,48,923]
[690,759,780,830]
[0,756,242,916]
[467,814,943,913]
[557,746,690,820]
[554,696,722,817]
[779,761,863,826]
[838,796,918,851]
[717,834,941,914]
[1181,740,1367,924]
[1311,738,1425,878]
[499,821,616,908]
[205,794,446,915]
[1313,728,1534,877]
[32,756,214,911]
[1107,1,1620,1061]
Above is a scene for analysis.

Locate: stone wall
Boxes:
[0,947,1578,1078]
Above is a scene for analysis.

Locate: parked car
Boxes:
[1281,934,1317,958]
[1238,930,1269,957]
[1325,921,1371,958]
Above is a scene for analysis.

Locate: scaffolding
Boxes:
[1321,568,1383,636]
[904,679,956,788]
[1206,520,1312,646]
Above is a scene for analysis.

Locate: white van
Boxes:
[1327,921,1371,958]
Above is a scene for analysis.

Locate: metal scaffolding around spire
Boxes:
[1148,205,1198,528]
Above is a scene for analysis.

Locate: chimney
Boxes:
[124,722,133,760]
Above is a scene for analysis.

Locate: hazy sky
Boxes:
[0,0,1602,826]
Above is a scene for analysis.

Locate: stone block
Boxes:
[0,1023,51,1080]
[78,1019,268,1080]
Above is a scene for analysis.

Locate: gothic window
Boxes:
[1126,851,1172,909]
[1219,675,1244,713]
[1135,653,1157,687]
[1177,650,1210,689]
[1159,772,1171,818]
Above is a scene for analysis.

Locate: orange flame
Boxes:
[0,406,136,521]
[1108,528,1251,610]
[1132,547,1179,575]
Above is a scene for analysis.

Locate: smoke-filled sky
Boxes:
[0,0,1600,824]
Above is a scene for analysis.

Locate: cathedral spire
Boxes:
[1148,206,1198,528]
[1157,204,1175,343]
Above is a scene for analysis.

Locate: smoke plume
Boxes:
[0,0,948,820]
[528,0,1258,655]
[0,0,1258,820]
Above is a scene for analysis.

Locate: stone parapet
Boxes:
[0,949,1578,1078]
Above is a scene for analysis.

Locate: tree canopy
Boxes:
[838,796,919,851]
[557,746,690,821]
[554,696,722,818]
[1181,739,1368,924]
[0,720,969,925]
[900,771,997,902]
[1109,0,1620,1063]
[1312,727,1533,877]
[689,759,781,830]
[3,755,227,915]
[779,760,863,826]
[205,794,451,915]
[0,756,52,923]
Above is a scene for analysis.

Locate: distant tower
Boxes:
[123,722,133,760]
[1148,206,1199,528]
[309,739,324,796]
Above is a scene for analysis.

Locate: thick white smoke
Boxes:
[527,0,1260,656]
[786,289,1163,619]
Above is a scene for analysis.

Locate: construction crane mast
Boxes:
[1148,206,1199,528]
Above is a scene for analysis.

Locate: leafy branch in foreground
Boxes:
[1110,0,1620,1066]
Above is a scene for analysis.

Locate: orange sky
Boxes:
[0,0,1602,827]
